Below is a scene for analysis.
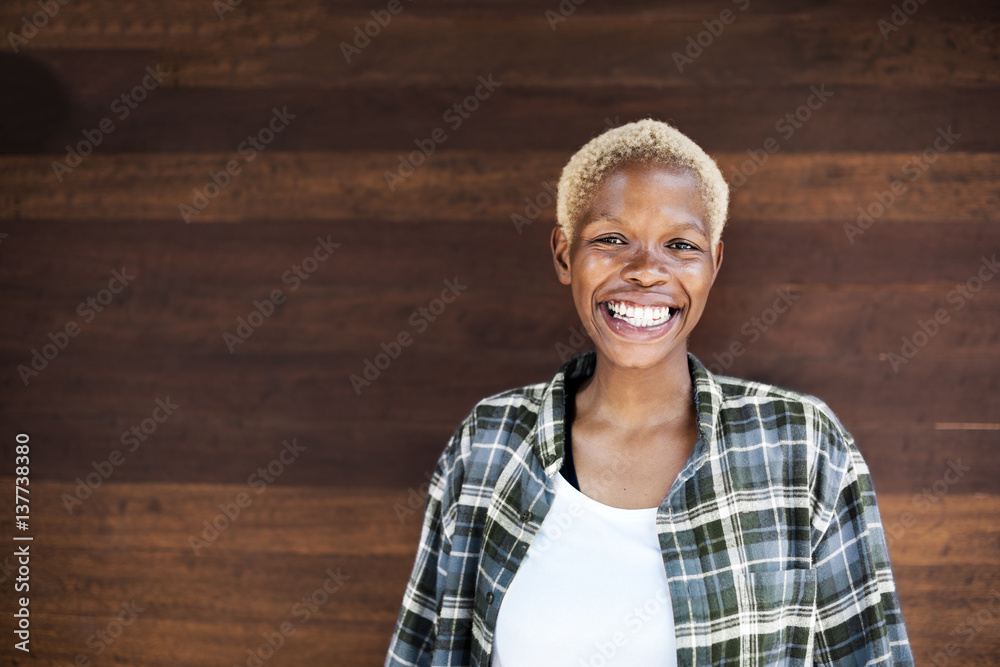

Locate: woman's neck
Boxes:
[574,348,696,435]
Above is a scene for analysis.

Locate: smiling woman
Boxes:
[384,119,915,667]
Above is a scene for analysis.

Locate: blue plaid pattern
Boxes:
[385,350,914,666]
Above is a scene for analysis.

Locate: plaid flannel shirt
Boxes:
[385,349,914,666]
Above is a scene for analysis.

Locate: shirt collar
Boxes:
[532,349,724,477]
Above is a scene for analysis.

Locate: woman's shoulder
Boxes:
[704,370,867,511]
[707,368,856,453]
[713,370,837,410]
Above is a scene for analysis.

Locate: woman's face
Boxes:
[551,162,723,371]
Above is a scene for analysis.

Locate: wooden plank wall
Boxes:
[1,0,998,664]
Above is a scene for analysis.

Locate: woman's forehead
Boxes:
[584,165,708,228]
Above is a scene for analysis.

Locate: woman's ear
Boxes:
[551,226,572,286]
[710,240,724,286]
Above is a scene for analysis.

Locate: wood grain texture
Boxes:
[0,220,996,491]
[2,13,998,88]
[3,0,1000,22]
[2,348,998,424]
[3,415,1000,494]
[2,151,998,222]
[7,60,1000,154]
[1,219,997,288]
[1,284,996,356]
[1,0,998,663]
[0,482,998,665]
[1,351,997,493]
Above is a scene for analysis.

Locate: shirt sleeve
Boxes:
[811,429,915,665]
[384,417,470,667]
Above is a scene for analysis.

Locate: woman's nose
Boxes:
[621,247,671,285]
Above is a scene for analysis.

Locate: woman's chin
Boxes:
[592,339,688,371]
[589,307,690,370]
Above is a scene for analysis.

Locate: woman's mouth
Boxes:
[603,299,675,327]
[599,299,680,338]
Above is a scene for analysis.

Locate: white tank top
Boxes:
[492,470,677,666]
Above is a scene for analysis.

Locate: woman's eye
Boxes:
[596,236,624,245]
[669,241,696,250]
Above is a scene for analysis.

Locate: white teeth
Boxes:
[605,300,674,328]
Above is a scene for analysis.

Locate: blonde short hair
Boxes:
[555,118,729,250]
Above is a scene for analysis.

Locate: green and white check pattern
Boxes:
[385,350,914,666]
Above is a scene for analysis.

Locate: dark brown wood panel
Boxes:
[1,220,997,289]
[2,152,997,222]
[0,288,1000,370]
[8,63,1000,154]
[1,483,997,665]
[2,284,997,356]
[3,0,1000,23]
[2,351,997,423]
[1,408,998,493]
[3,16,998,88]
[1,351,997,495]
[1,0,998,663]
[8,399,1000,489]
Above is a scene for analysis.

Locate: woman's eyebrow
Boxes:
[583,213,708,236]
[586,212,623,225]
[669,219,709,236]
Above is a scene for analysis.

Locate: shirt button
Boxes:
[520,510,533,522]
[486,592,494,604]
